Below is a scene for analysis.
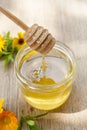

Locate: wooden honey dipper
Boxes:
[0,6,56,54]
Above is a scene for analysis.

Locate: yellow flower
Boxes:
[12,32,26,50]
[0,35,5,52]
[0,111,18,130]
[0,99,4,113]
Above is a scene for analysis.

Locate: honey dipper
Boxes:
[0,6,56,54]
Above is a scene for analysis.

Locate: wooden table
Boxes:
[0,0,87,129]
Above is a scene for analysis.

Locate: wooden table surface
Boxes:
[0,0,87,130]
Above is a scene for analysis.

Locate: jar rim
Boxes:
[15,41,76,90]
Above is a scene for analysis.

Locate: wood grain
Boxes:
[0,0,87,129]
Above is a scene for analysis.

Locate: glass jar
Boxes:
[15,41,76,110]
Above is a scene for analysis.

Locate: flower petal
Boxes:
[0,99,4,113]
[0,35,5,52]
[18,32,24,39]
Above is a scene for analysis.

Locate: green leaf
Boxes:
[0,51,11,55]
[5,32,10,38]
[17,123,22,130]
[12,47,18,57]
[27,125,41,130]
[26,120,35,126]
[4,32,13,52]
[17,118,23,130]
[33,126,41,130]
[12,47,18,53]
[4,54,14,69]
[29,125,41,130]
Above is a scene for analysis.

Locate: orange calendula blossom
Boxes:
[0,35,5,52]
[12,32,26,50]
[0,99,18,130]
[0,111,18,130]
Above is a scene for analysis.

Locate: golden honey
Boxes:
[15,42,76,110]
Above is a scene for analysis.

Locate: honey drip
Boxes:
[33,55,56,85]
